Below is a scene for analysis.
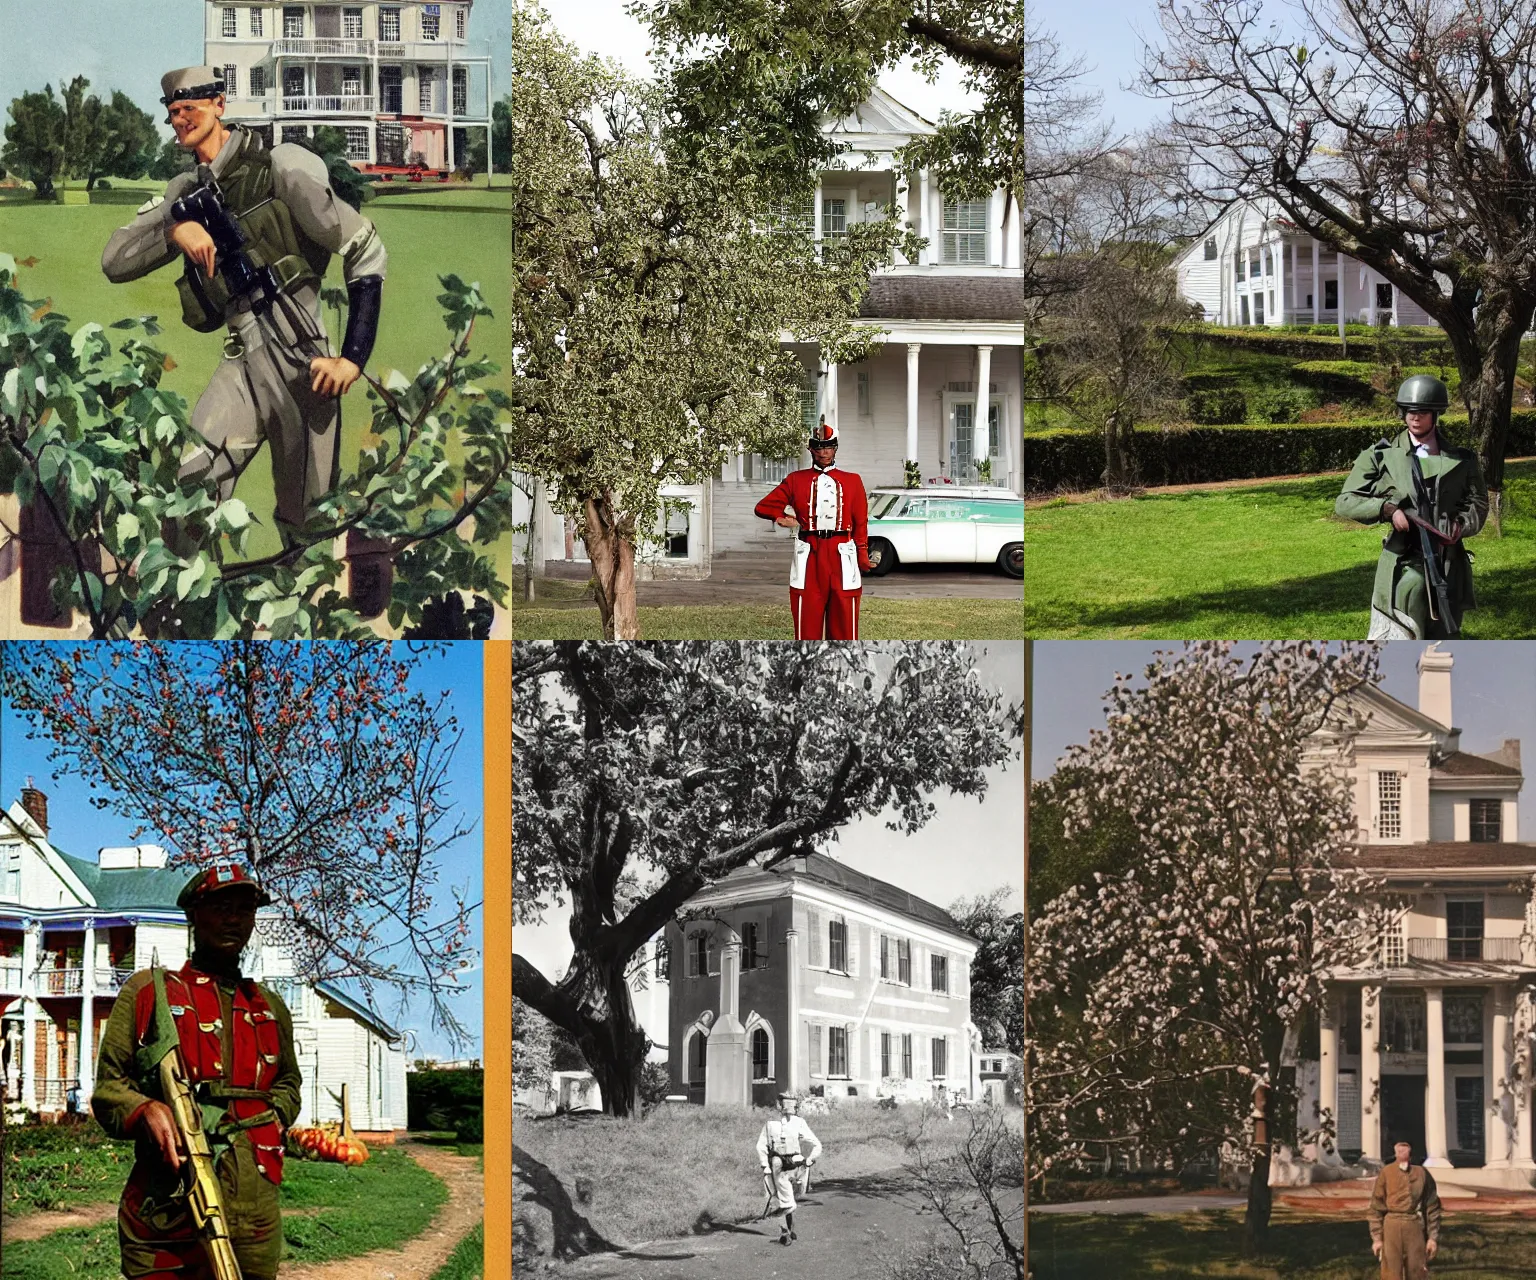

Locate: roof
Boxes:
[55,849,190,913]
[1348,842,1536,870]
[313,979,402,1042]
[858,275,1027,322]
[767,853,972,939]
[1431,751,1522,778]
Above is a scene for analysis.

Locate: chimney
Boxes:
[19,776,48,833]
[1500,739,1522,772]
[1417,643,1454,730]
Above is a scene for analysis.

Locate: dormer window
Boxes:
[1375,771,1403,840]
[1471,798,1501,843]
[1447,900,1484,960]
[1203,236,1217,260]
[941,201,987,263]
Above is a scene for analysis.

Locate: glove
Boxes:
[340,274,383,369]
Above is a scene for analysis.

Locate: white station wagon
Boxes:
[865,487,1024,579]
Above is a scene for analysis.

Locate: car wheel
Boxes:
[998,542,1022,579]
[866,537,897,576]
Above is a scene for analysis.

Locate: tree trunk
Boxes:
[1243,1132,1273,1253]
[572,960,650,1118]
[582,493,638,641]
[1456,290,1533,516]
[1101,409,1128,491]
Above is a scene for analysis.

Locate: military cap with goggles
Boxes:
[177,862,272,913]
[160,65,227,110]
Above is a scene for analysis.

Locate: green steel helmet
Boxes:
[1396,373,1450,415]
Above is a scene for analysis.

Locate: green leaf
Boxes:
[115,511,141,549]
[257,596,301,631]
[213,498,252,533]
[176,556,208,601]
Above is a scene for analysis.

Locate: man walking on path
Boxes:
[757,1092,823,1246]
[753,419,872,639]
[1368,1138,1442,1280]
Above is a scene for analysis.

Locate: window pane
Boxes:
[380,7,400,40]
[829,919,846,971]
[223,7,237,37]
[344,8,364,38]
[250,8,263,36]
[1445,994,1482,1043]
[1377,772,1402,839]
[1383,993,1426,1052]
[1471,799,1501,842]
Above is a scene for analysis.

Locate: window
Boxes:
[1383,917,1406,967]
[281,125,309,144]
[742,921,761,970]
[941,200,987,263]
[857,371,870,416]
[283,6,304,38]
[457,5,467,37]
[1472,799,1502,843]
[688,931,707,978]
[1376,772,1403,839]
[1248,250,1260,278]
[342,66,362,96]
[1376,282,1393,312]
[810,1024,823,1077]
[1455,1077,1484,1154]
[1447,900,1484,960]
[932,1036,947,1079]
[930,953,948,994]
[901,1032,913,1079]
[1234,256,1244,284]
[224,65,239,98]
[249,66,268,96]
[222,6,237,37]
[1325,278,1339,310]
[654,940,670,980]
[690,1031,707,1083]
[453,65,468,116]
[829,918,847,972]
[770,195,814,237]
[379,7,400,40]
[822,197,847,242]
[422,7,440,38]
[748,452,792,484]
[419,67,438,114]
[1204,236,1217,260]
[344,126,369,160]
[881,1031,891,1078]
[752,1027,770,1080]
[1,847,19,899]
[897,938,911,985]
[1382,992,1427,1053]
[343,7,363,38]
[829,1026,847,1076]
[880,934,890,980]
[807,910,823,967]
[249,7,263,36]
[1445,993,1483,1043]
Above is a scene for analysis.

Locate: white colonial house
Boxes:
[1292,645,1536,1188]
[0,784,408,1135]
[204,1,493,171]
[521,86,1025,579]
[1174,198,1439,329]
[663,852,985,1108]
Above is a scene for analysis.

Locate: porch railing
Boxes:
[280,95,376,115]
[94,965,136,992]
[38,967,83,995]
[1407,936,1524,963]
[273,37,375,57]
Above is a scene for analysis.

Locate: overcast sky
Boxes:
[514,643,1025,988]
[543,0,983,125]
[0,642,485,1063]
[1031,641,1536,836]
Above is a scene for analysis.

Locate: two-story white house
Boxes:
[663,852,984,1108]
[203,1,493,171]
[1295,645,1536,1188]
[0,784,409,1135]
[1174,198,1439,329]
[523,86,1024,579]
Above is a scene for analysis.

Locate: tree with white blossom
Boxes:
[1027,641,1395,1251]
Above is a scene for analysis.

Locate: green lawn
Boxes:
[1029,1208,1536,1279]
[0,179,512,589]
[0,1145,448,1280]
[513,597,1025,639]
[429,1220,485,1280]
[1025,462,1536,637]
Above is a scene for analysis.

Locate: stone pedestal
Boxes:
[705,934,747,1107]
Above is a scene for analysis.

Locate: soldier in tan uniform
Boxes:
[756,1091,822,1246]
[1368,1139,1442,1279]
[102,66,387,557]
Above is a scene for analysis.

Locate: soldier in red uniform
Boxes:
[753,419,873,639]
[93,863,302,1280]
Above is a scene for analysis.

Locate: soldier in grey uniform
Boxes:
[102,66,387,553]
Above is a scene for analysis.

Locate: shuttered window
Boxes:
[932,1036,947,1079]
[707,936,720,976]
[901,1033,913,1078]
[880,934,890,979]
[752,1028,770,1080]
[808,911,823,967]
[829,1026,847,1075]
[742,921,760,970]
[881,1032,891,1078]
[810,1023,823,1077]
[688,932,707,977]
[931,953,948,994]
[897,939,911,985]
[829,917,847,972]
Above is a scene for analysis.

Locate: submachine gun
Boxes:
[1406,450,1460,638]
[171,180,282,319]
[134,965,243,1280]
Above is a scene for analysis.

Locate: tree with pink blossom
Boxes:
[1028,641,1395,1251]
[0,641,477,1045]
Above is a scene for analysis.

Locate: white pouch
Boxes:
[839,540,861,591]
[790,539,810,590]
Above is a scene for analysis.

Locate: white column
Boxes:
[1319,991,1340,1161]
[1274,238,1284,325]
[1337,251,1346,324]
[906,343,921,463]
[828,361,839,433]
[1361,984,1382,1162]
[734,449,744,484]
[1425,987,1451,1164]
[1489,985,1513,1167]
[21,921,38,1110]
[785,929,800,1092]
[1516,988,1536,1167]
[446,54,455,169]
[1005,378,1018,494]
[1291,239,1299,314]
[987,188,1003,267]
[1367,269,1377,327]
[1312,240,1321,322]
[1391,280,1400,328]
[918,168,931,265]
[813,177,824,254]
[975,345,993,481]
[79,921,94,1103]
[894,170,910,265]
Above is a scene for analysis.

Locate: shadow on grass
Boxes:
[1029,1209,1536,1280]
[512,1143,617,1262]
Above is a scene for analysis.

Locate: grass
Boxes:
[513,597,1025,639]
[0,1144,448,1280]
[1028,1207,1536,1279]
[429,1220,485,1280]
[0,177,512,592]
[0,1121,130,1214]
[1025,461,1536,637]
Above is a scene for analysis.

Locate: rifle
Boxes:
[1406,450,1459,637]
[133,966,243,1280]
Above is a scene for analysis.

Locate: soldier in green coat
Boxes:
[1335,374,1489,638]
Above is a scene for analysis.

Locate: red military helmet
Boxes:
[177,862,273,913]
[808,418,839,449]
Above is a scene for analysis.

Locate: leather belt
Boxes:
[800,530,850,541]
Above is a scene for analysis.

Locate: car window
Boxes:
[896,498,924,518]
[871,493,904,518]
[927,499,967,520]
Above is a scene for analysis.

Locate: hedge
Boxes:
[1024,412,1536,493]
[1188,326,1452,361]
[1290,361,1461,402]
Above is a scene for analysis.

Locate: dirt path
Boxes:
[1,1201,118,1243]
[281,1140,482,1280]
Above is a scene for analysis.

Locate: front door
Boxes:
[1453,1076,1485,1165]
[379,66,403,114]
[1380,1074,1428,1164]
[283,65,307,108]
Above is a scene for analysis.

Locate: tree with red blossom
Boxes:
[0,641,477,1045]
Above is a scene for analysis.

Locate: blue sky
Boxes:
[1032,642,1536,835]
[0,0,511,143]
[0,641,486,1062]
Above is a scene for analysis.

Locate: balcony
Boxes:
[273,37,376,57]
[1407,936,1524,963]
[94,965,135,993]
[279,95,377,115]
[38,967,83,995]
[376,38,492,61]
